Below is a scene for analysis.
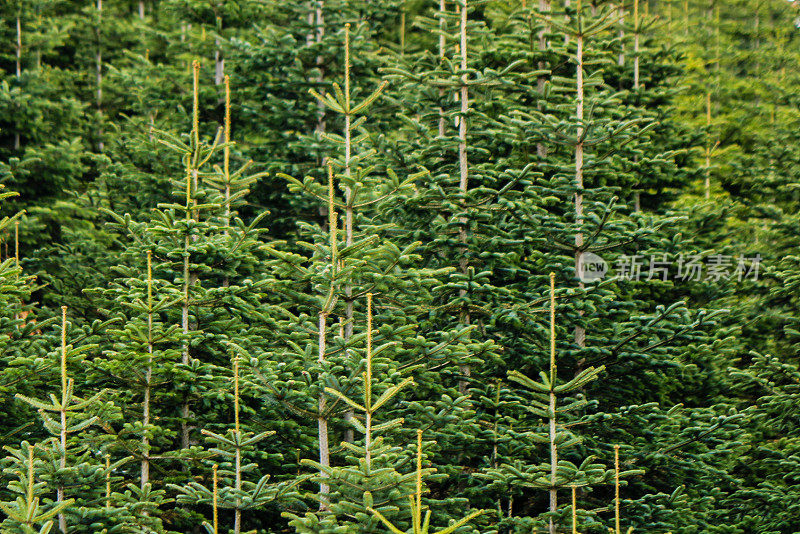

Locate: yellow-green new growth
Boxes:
[309,24,387,118]
[368,430,485,534]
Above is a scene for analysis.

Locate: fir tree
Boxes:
[14,307,119,533]
[0,442,73,534]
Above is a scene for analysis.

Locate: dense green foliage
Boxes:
[1,0,799,532]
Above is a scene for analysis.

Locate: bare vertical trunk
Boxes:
[343,23,354,334]
[492,381,500,468]
[666,0,672,33]
[754,6,760,74]
[343,24,354,337]
[142,251,153,487]
[341,23,358,443]
[457,0,471,395]
[15,16,21,150]
[234,444,241,532]
[222,76,231,288]
[492,380,501,512]
[181,62,200,450]
[364,293,373,469]
[215,38,224,86]
[633,0,641,213]
[35,8,41,71]
[317,168,338,504]
[537,0,550,158]
[684,0,688,36]
[714,2,720,77]
[315,2,326,136]
[96,0,104,152]
[614,445,621,534]
[437,0,446,137]
[144,5,153,139]
[574,1,586,348]
[233,353,242,534]
[633,0,639,89]
[181,237,191,448]
[457,1,468,182]
[537,0,549,79]
[223,76,231,231]
[317,311,330,504]
[752,3,761,50]
[309,1,328,224]
[180,206,192,449]
[214,8,224,88]
[13,223,19,321]
[705,91,711,199]
[15,16,21,78]
[307,1,315,45]
[617,2,624,67]
[768,105,776,180]
[547,273,558,534]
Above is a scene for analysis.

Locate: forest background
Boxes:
[1,0,799,533]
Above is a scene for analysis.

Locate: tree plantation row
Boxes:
[1,0,799,533]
